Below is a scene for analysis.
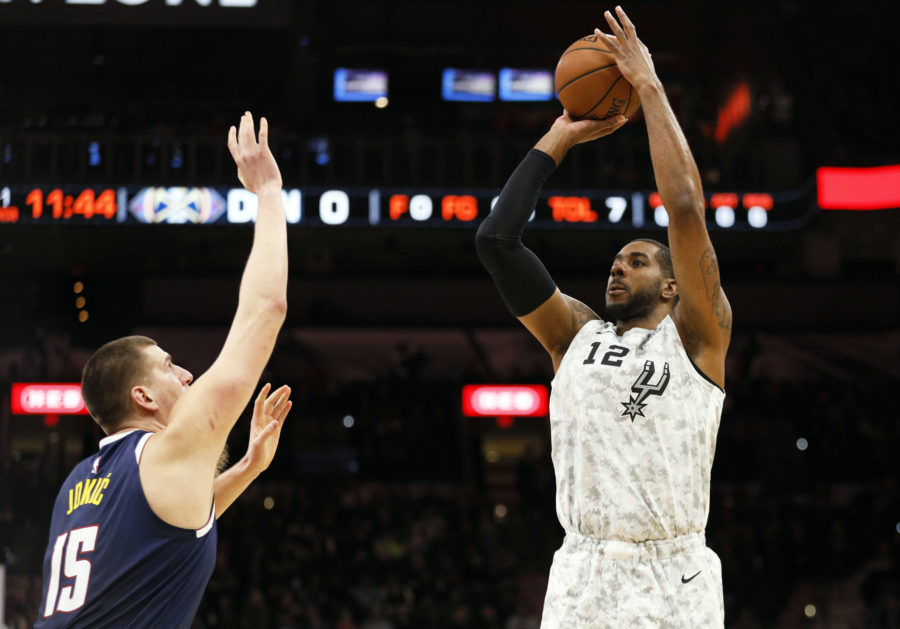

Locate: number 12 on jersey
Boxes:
[43,525,98,617]
[583,341,630,367]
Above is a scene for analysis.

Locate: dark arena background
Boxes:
[1,1,899,627]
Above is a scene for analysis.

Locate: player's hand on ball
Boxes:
[595,6,658,92]
[245,383,292,475]
[227,112,283,196]
[553,110,628,145]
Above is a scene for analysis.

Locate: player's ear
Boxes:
[661,278,677,301]
[131,385,158,413]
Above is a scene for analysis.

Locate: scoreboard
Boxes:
[0,181,818,231]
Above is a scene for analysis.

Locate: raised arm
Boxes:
[597,7,731,387]
[141,112,289,528]
[475,114,625,371]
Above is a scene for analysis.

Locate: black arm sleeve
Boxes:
[475,149,559,317]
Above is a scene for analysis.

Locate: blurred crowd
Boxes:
[2,329,899,628]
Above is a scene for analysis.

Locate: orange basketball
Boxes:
[555,34,641,120]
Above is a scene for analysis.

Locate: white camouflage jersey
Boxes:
[549,315,725,542]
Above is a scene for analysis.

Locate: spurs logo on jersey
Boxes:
[620,360,670,422]
[549,315,725,542]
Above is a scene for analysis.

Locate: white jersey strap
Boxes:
[134,432,153,464]
[196,503,216,538]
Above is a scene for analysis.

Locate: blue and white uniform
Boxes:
[37,430,217,628]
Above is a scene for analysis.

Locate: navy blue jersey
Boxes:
[37,430,217,628]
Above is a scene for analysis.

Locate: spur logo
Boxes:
[620,360,670,422]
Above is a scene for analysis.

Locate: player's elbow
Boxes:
[475,217,498,251]
[476,217,521,267]
[248,294,288,329]
[665,186,705,216]
[264,295,288,323]
[475,220,510,274]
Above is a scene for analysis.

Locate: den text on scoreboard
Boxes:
[0,183,817,231]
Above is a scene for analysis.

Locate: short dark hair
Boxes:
[631,238,674,279]
[81,335,156,433]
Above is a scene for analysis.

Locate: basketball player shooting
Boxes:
[36,112,292,628]
[475,7,731,628]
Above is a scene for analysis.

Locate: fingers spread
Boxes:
[227,125,238,154]
[616,5,637,36]
[260,384,292,423]
[594,28,619,50]
[259,117,269,147]
[238,111,256,148]
[278,400,293,422]
[604,10,626,40]
[255,382,271,410]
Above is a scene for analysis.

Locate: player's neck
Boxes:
[110,415,166,436]
[614,306,671,335]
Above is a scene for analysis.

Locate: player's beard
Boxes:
[216,444,230,474]
[605,279,661,323]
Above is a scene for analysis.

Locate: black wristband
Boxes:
[475,149,559,317]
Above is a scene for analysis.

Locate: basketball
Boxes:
[555,34,641,120]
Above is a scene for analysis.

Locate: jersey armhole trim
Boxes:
[665,315,725,394]
[686,354,725,394]
[134,432,153,463]
[196,503,215,538]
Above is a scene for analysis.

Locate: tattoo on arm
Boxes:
[566,297,601,329]
[699,247,732,331]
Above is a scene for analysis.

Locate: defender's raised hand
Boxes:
[227,111,282,195]
[595,6,658,92]
[245,383,292,476]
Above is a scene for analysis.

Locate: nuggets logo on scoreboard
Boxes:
[129,187,226,224]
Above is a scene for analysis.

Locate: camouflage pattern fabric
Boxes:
[542,316,726,627]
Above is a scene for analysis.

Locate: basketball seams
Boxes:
[560,46,613,58]
[581,74,624,118]
[556,63,620,94]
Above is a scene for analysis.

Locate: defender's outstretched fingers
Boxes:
[615,5,637,37]
[254,383,272,414]
[258,117,269,147]
[227,125,239,156]
[277,400,292,422]
[239,111,256,147]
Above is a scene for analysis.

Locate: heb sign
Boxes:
[462,385,548,418]
[11,383,89,415]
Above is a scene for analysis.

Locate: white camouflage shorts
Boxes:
[540,531,724,629]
